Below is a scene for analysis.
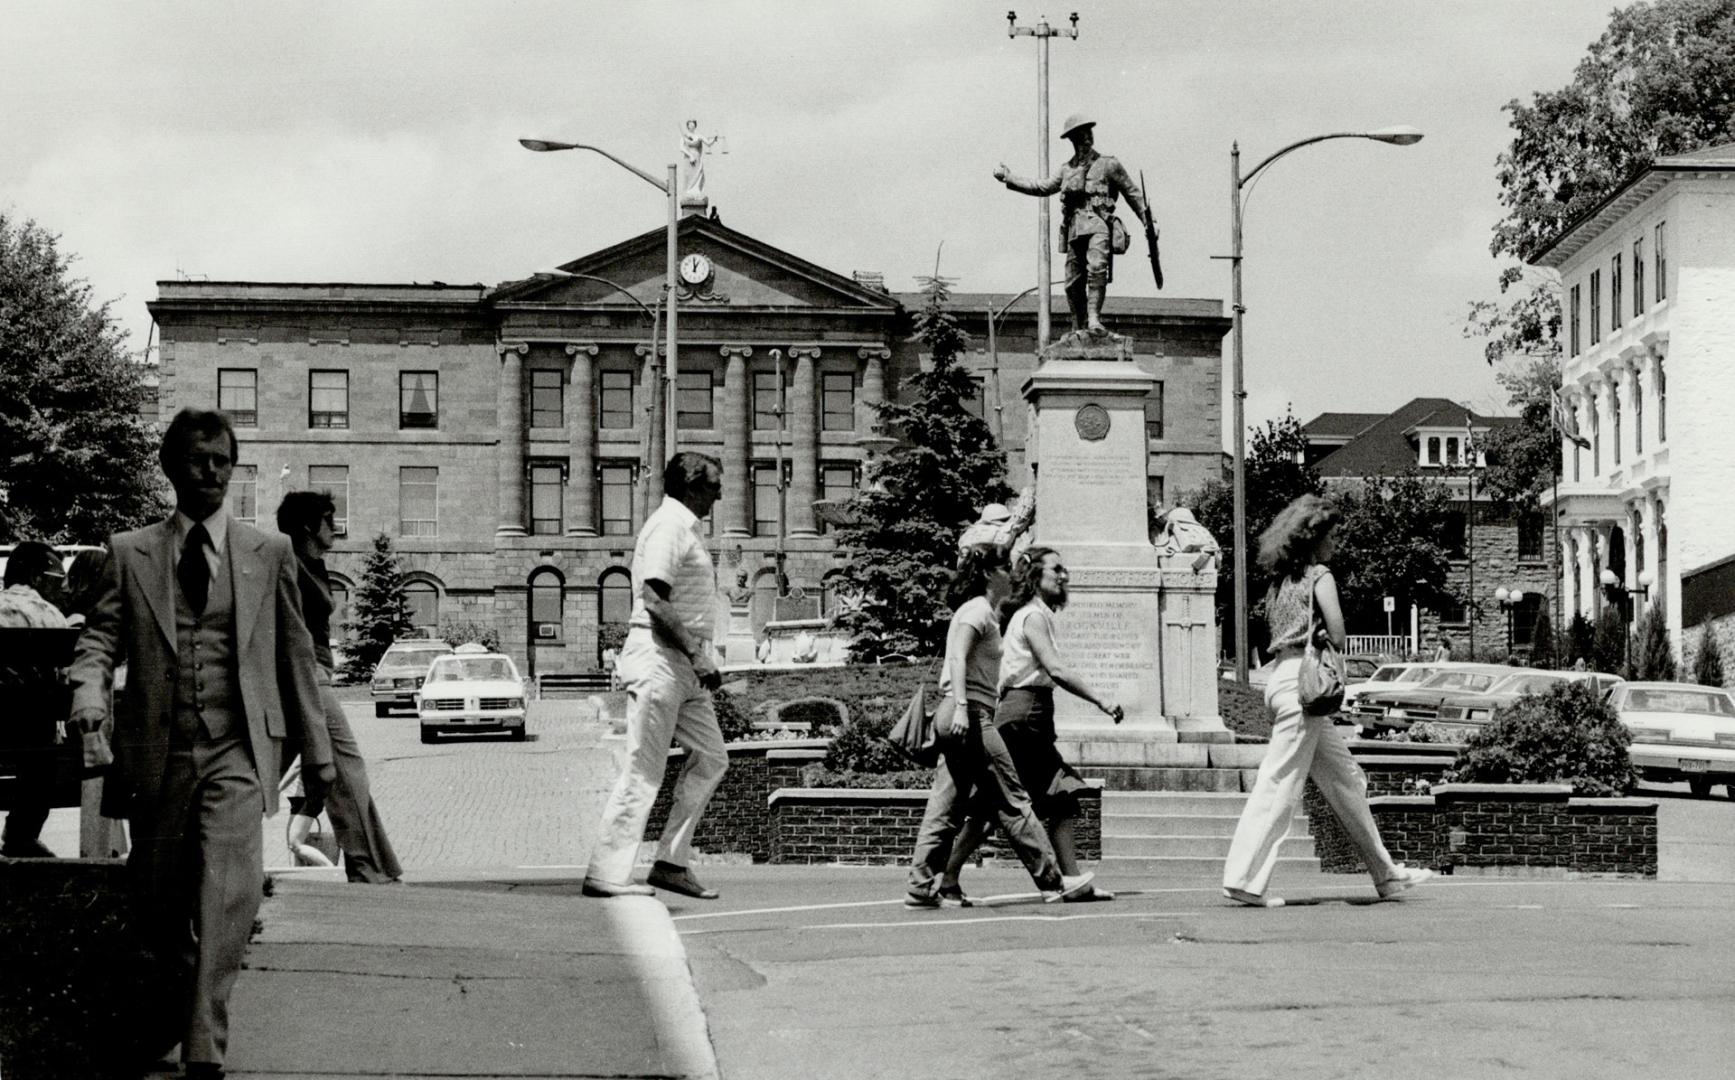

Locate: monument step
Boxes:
[1104,791,1271,814]
[1105,812,1311,839]
[1095,854,1322,875]
[1062,741,1274,768]
[1080,767,1251,792]
[1104,834,1317,859]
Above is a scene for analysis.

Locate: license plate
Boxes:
[1682,759,1711,773]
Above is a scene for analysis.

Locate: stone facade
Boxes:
[147,218,1228,678]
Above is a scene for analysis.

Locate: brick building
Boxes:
[1530,142,1735,667]
[1303,399,1556,658]
[147,213,1227,676]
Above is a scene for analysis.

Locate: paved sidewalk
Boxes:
[221,871,717,1080]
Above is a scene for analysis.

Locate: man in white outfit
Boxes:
[584,452,728,900]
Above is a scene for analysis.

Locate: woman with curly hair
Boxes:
[1221,494,1431,907]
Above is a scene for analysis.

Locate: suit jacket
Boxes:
[68,516,332,818]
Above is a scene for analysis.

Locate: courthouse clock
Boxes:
[679,253,713,286]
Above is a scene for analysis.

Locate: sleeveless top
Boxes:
[999,599,1057,692]
[1266,565,1328,653]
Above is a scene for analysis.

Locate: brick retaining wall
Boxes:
[1307,746,1458,872]
[766,786,1101,865]
[645,741,829,862]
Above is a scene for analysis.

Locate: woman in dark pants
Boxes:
[277,491,402,883]
[994,546,1122,900]
[905,546,1095,907]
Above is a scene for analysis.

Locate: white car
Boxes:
[415,644,528,744]
[1343,660,1429,710]
[1611,681,1735,798]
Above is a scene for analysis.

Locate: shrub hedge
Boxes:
[1444,681,1637,796]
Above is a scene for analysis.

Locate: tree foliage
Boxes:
[340,533,416,683]
[1330,472,1458,630]
[830,274,1011,660]
[1693,628,1727,688]
[0,212,167,542]
[1478,356,1563,511]
[1530,609,1558,669]
[1632,603,1678,681]
[1592,606,1630,677]
[1568,612,1596,667]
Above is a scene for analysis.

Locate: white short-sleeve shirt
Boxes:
[999,598,1056,692]
[628,496,717,641]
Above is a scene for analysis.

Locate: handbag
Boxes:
[1297,571,1346,717]
[888,662,947,766]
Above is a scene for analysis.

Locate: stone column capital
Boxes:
[719,345,754,359]
[856,345,892,362]
[564,343,600,358]
[634,343,661,359]
[786,345,823,361]
[497,340,529,357]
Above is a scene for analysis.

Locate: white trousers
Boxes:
[1223,658,1399,896]
[587,631,728,886]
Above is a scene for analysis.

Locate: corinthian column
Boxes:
[857,345,890,434]
[787,346,821,537]
[565,343,599,537]
[720,346,752,537]
[495,341,527,538]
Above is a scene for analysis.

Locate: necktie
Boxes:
[179,523,210,616]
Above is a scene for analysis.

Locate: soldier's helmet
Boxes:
[1059,113,1095,140]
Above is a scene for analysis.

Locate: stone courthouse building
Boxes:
[147,212,1227,676]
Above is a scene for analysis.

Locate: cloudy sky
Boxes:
[3,0,1621,440]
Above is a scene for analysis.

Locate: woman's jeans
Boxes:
[907,701,1063,893]
[1223,658,1398,896]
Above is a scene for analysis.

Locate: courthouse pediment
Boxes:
[491,216,896,313]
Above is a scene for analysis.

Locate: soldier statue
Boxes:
[995,113,1153,337]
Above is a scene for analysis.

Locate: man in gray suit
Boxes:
[71,407,333,1079]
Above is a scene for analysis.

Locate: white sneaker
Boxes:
[1222,887,1285,908]
[1044,872,1096,903]
[1375,865,1434,899]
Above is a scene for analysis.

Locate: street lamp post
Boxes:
[1600,567,1655,675]
[1006,11,1079,351]
[519,139,680,457]
[985,278,1066,443]
[1224,125,1422,684]
[1494,585,1525,661]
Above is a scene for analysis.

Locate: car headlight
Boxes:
[508,697,525,710]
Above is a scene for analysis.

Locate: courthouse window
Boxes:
[1569,285,1581,357]
[1611,254,1622,331]
[677,370,715,429]
[399,466,439,536]
[404,581,439,635]
[530,462,564,536]
[1655,221,1666,302]
[600,371,634,429]
[530,571,563,642]
[819,463,856,534]
[753,371,785,430]
[400,372,438,429]
[598,569,633,625]
[228,465,257,524]
[308,370,348,428]
[1146,382,1165,440]
[821,373,856,431]
[1589,270,1601,346]
[599,463,634,537]
[753,462,782,537]
[1633,237,1645,317]
[530,369,563,429]
[218,369,257,427]
[309,465,349,535]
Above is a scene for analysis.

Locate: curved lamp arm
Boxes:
[1241,126,1423,189]
[519,138,669,194]
[535,269,658,323]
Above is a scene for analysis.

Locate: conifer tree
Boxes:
[831,272,1011,660]
[1632,604,1677,682]
[340,533,416,683]
[1529,609,1557,669]
[1694,629,1727,689]
[1568,613,1595,668]
[1591,606,1628,677]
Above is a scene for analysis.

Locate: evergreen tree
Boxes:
[1591,606,1629,677]
[0,212,167,541]
[1529,609,1557,669]
[1693,628,1727,689]
[1568,612,1595,667]
[1633,605,1678,681]
[340,533,416,683]
[831,273,1011,660]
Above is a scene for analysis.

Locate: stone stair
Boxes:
[1099,791,1319,875]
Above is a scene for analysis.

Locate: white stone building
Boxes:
[1532,142,1735,660]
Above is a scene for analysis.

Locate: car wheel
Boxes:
[510,726,526,742]
[1726,780,1735,801]
[375,703,391,718]
[1687,776,1712,798]
[420,727,437,744]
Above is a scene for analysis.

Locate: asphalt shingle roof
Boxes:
[1309,398,1511,478]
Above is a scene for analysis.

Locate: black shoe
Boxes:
[184,1063,226,1080]
[646,861,719,899]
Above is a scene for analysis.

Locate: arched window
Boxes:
[598,568,633,626]
[404,579,440,637]
[530,569,564,643]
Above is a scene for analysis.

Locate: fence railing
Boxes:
[1347,634,1411,658]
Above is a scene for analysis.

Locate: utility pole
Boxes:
[1006,11,1079,351]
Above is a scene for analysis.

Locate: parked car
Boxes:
[370,638,455,716]
[1346,663,1520,735]
[415,643,527,744]
[1343,659,1428,711]
[1430,670,1623,734]
[1609,681,1735,798]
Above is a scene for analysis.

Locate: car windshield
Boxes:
[1344,658,1379,679]
[1422,671,1499,691]
[1490,673,1562,695]
[429,658,514,682]
[1617,688,1735,717]
[1395,667,1434,684]
[1368,667,1401,683]
[382,647,447,669]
